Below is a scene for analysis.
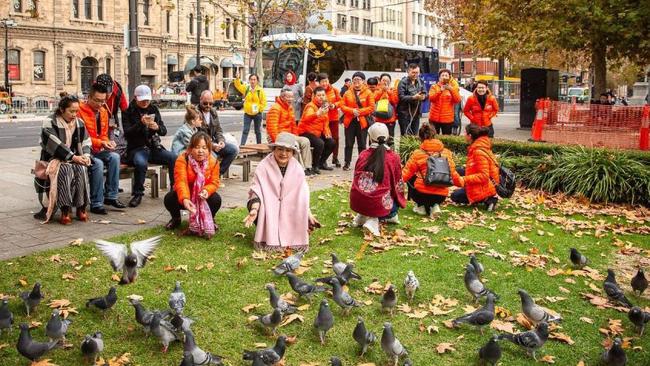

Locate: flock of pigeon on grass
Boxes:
[0,234,648,365]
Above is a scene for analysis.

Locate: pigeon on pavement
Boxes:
[497,322,549,361]
[628,306,650,336]
[403,271,419,302]
[631,268,648,296]
[183,329,224,365]
[16,322,59,361]
[381,322,408,366]
[464,264,496,303]
[150,311,180,353]
[569,248,588,269]
[604,269,633,308]
[470,254,484,277]
[94,235,162,284]
[243,335,287,365]
[326,277,360,315]
[314,299,334,345]
[478,335,502,366]
[602,337,627,366]
[353,316,376,356]
[169,281,187,315]
[286,273,325,301]
[330,356,343,366]
[80,332,104,364]
[381,285,398,316]
[256,308,282,336]
[19,282,44,316]
[86,286,118,312]
[452,293,496,334]
[45,309,72,342]
[0,298,13,334]
[273,251,304,275]
[266,283,296,315]
[518,289,561,324]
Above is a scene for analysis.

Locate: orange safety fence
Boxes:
[531,98,650,150]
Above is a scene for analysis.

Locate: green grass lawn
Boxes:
[0,186,648,366]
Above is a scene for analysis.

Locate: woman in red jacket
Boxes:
[463,80,499,137]
[428,69,461,135]
[451,124,500,211]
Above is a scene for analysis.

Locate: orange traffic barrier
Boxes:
[531,98,549,141]
[640,105,649,150]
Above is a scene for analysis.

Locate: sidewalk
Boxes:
[0,114,528,260]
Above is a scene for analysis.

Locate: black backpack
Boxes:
[422,151,453,186]
[495,165,516,198]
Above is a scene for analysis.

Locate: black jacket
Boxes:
[186,74,209,105]
[397,76,427,117]
[197,107,224,144]
[122,100,168,154]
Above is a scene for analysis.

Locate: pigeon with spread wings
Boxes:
[94,235,162,284]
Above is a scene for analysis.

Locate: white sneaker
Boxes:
[362,217,381,236]
[382,214,400,225]
[352,213,368,227]
[412,205,427,216]
[431,204,442,214]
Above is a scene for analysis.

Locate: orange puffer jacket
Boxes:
[373,87,399,124]
[463,91,499,127]
[297,101,331,137]
[402,139,461,197]
[463,136,500,203]
[428,79,461,123]
[324,86,342,121]
[173,153,221,204]
[266,97,296,142]
[78,101,109,153]
[340,86,375,129]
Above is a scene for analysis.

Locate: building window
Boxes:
[233,23,238,40]
[33,51,45,81]
[96,0,102,20]
[204,16,209,37]
[143,0,150,25]
[350,16,359,33]
[84,0,91,19]
[225,18,231,39]
[145,56,155,70]
[66,56,73,82]
[8,50,20,80]
[362,0,370,9]
[362,19,371,35]
[336,0,344,4]
[105,58,111,75]
[336,15,347,30]
[13,0,22,12]
[351,0,359,8]
[166,11,171,33]
[72,0,79,17]
[189,13,194,35]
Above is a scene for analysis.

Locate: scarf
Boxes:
[477,94,487,110]
[188,155,215,237]
[44,117,77,223]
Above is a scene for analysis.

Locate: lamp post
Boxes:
[1,18,18,95]
[127,0,140,98]
[196,0,201,67]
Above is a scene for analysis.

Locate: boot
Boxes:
[59,207,72,225]
[76,207,89,222]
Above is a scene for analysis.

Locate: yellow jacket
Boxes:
[234,78,267,116]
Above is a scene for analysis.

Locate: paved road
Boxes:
[0,111,246,149]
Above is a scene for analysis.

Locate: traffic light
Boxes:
[576,75,582,83]
[561,75,568,83]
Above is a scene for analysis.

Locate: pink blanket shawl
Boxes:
[250,154,310,251]
[188,156,215,237]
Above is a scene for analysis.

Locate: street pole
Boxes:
[196,0,201,67]
[458,45,462,81]
[4,22,8,94]
[127,0,141,98]
[497,56,505,110]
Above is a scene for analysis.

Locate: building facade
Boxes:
[1,0,249,100]
[405,0,452,66]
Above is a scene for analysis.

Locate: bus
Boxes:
[260,32,440,110]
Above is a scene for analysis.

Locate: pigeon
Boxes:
[352,316,376,356]
[183,329,224,365]
[330,253,362,280]
[381,322,408,366]
[150,311,180,353]
[273,251,304,275]
[569,248,587,269]
[243,335,287,365]
[631,268,648,296]
[266,283,296,315]
[452,293,496,334]
[256,308,282,335]
[403,271,419,302]
[19,282,44,316]
[330,356,343,366]
[286,273,325,301]
[326,277,361,315]
[16,322,59,361]
[478,335,502,366]
[464,264,496,303]
[602,337,627,366]
[315,274,350,287]
[94,235,162,284]
[604,269,633,308]
[80,332,104,364]
[180,351,194,366]
[129,298,155,333]
[469,254,484,276]
[381,285,398,316]
[314,299,334,345]
[403,359,413,366]
[170,313,195,333]
[169,281,187,315]
[497,321,549,360]
[0,298,13,334]
[628,306,650,336]
[518,289,561,324]
[86,286,118,312]
[45,309,72,342]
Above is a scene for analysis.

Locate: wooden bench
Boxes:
[118,164,169,198]
[228,144,272,182]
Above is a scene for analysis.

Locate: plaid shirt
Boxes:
[39,114,91,163]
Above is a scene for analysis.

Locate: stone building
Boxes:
[1,0,249,101]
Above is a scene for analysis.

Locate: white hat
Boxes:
[134,85,152,101]
[368,123,389,143]
[269,132,299,154]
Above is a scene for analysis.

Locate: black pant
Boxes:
[344,119,367,164]
[164,190,222,219]
[386,122,396,138]
[450,167,497,207]
[301,133,335,168]
[398,112,420,136]
[432,121,453,135]
[407,177,446,215]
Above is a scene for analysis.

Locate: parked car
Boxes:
[565,87,590,103]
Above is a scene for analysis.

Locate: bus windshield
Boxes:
[262,41,305,89]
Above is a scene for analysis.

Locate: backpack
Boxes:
[374,98,394,120]
[481,150,516,198]
[422,151,452,186]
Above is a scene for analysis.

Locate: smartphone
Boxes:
[147,114,156,119]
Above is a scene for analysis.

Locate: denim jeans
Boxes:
[130,147,177,196]
[88,150,121,208]
[212,142,239,176]
[241,113,262,145]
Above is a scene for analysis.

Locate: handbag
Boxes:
[33,160,48,180]
[422,151,452,186]
[373,98,394,120]
[354,91,374,126]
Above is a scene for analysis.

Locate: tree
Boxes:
[425,0,650,95]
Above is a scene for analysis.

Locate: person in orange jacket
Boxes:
[318,73,343,167]
[402,124,461,217]
[463,80,499,137]
[451,124,500,211]
[297,86,335,174]
[373,73,399,138]
[340,71,375,170]
[164,132,221,237]
[428,69,461,135]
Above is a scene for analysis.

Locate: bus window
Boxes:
[262,41,304,88]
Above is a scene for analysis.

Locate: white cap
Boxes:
[134,85,152,101]
[368,123,389,143]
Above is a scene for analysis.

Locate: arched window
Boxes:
[189,13,194,35]
[72,0,79,18]
[33,51,45,81]
[204,16,209,37]
[145,56,155,70]
[105,57,111,75]
[80,57,98,94]
[84,0,91,19]
[143,0,150,25]
[97,0,103,20]
[166,11,171,33]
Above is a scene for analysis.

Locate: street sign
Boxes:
[123,24,129,49]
